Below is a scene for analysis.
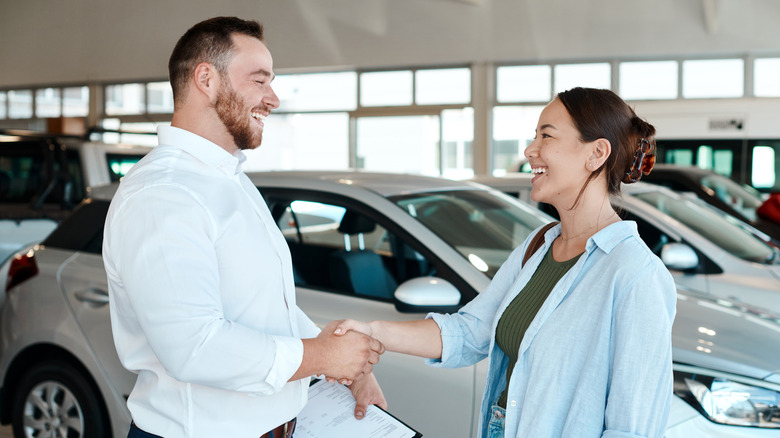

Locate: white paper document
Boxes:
[295,379,421,438]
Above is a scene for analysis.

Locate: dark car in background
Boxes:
[642,164,780,243]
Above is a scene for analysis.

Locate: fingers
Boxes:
[368,336,385,355]
[354,399,368,420]
[333,319,372,337]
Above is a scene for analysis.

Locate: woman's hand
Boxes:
[333,319,374,338]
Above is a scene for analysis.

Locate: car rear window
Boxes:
[43,200,110,254]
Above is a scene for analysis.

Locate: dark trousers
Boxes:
[128,422,163,438]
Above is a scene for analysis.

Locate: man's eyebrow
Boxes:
[251,69,275,81]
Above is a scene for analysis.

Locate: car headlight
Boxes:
[674,370,780,428]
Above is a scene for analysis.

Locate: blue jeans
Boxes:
[487,404,506,438]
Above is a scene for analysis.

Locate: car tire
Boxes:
[11,360,110,438]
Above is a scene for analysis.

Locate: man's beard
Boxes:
[214,81,263,150]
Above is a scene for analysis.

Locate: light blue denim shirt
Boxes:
[427,221,676,438]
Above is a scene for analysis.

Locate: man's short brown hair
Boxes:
[168,16,264,104]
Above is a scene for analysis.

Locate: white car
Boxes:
[471,173,780,316]
[0,171,777,438]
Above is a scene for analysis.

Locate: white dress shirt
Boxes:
[103,126,320,438]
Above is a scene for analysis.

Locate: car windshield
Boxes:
[391,189,551,278]
[632,190,777,264]
[700,173,764,221]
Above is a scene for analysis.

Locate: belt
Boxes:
[260,418,296,438]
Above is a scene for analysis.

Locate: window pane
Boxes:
[118,122,166,146]
[492,105,544,175]
[105,83,145,115]
[62,86,89,117]
[147,82,174,114]
[752,146,776,189]
[754,58,780,97]
[442,107,474,179]
[8,90,33,119]
[274,72,357,112]
[554,63,611,94]
[0,92,6,119]
[682,59,744,98]
[415,68,471,105]
[619,61,678,100]
[497,65,551,103]
[356,115,440,175]
[36,88,61,118]
[360,71,413,107]
[244,113,349,171]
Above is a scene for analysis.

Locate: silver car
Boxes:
[472,173,780,316]
[1,171,778,438]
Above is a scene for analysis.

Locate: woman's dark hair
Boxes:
[168,16,264,104]
[557,87,656,203]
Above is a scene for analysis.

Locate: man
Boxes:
[103,16,386,438]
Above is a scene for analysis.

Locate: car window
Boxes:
[0,141,47,203]
[700,174,763,221]
[272,198,437,301]
[106,153,146,182]
[632,190,776,264]
[391,189,550,278]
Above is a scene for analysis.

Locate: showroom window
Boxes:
[496,65,551,103]
[415,68,470,105]
[754,58,780,97]
[36,88,61,118]
[0,92,6,119]
[619,60,678,100]
[274,72,357,112]
[553,62,611,94]
[105,83,145,116]
[147,82,174,114]
[63,86,89,117]
[751,146,775,189]
[491,105,544,175]
[360,70,413,107]
[682,59,744,98]
[8,90,33,119]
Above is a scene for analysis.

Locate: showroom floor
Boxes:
[0,426,11,436]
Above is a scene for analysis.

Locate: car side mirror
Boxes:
[394,277,461,313]
[660,242,699,271]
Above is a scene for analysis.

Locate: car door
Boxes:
[264,190,481,438]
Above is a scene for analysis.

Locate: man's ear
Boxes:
[588,138,612,171]
[193,62,220,101]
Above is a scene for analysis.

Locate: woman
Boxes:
[337,87,676,438]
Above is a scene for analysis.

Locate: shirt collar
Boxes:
[157,125,246,176]
[545,220,638,255]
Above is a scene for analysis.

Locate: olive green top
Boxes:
[495,245,581,408]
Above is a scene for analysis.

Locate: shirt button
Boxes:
[509,400,517,407]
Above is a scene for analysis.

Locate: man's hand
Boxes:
[299,320,384,384]
[349,372,387,420]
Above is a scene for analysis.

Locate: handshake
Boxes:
[310,319,381,385]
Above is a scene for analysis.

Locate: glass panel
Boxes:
[682,59,744,98]
[441,108,474,179]
[274,72,357,112]
[619,61,678,100]
[391,189,550,278]
[356,115,440,175]
[8,90,33,119]
[62,86,89,117]
[699,172,763,221]
[147,82,174,114]
[0,92,6,119]
[697,145,714,170]
[105,153,148,182]
[497,65,552,103]
[415,68,471,105]
[752,146,776,189]
[491,105,544,175]
[360,71,413,107]
[754,58,780,97]
[554,63,611,94]
[105,83,145,115]
[36,88,61,118]
[633,190,775,264]
[244,112,349,172]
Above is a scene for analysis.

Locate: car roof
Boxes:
[90,170,482,201]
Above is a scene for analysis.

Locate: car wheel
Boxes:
[11,360,110,438]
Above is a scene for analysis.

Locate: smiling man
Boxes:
[103,17,386,438]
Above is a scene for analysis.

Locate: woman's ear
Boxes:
[588,138,612,171]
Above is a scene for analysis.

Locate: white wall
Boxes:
[2,0,780,87]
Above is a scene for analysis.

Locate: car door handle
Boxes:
[74,288,110,306]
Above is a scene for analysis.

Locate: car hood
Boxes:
[672,287,780,383]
